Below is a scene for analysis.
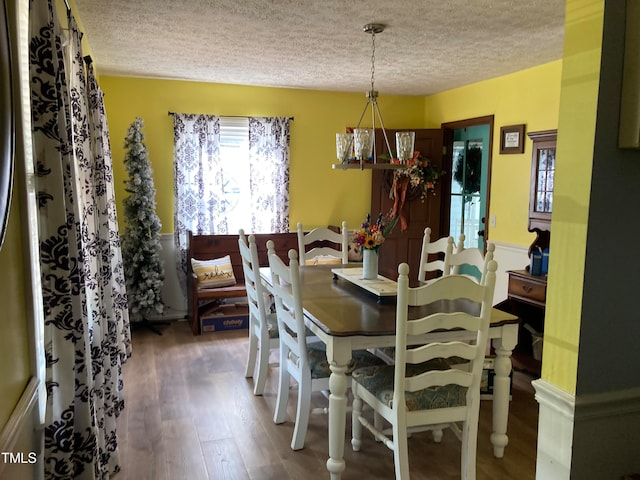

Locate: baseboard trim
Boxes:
[574,386,640,420]
[0,376,39,457]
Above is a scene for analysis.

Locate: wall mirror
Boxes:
[0,0,15,250]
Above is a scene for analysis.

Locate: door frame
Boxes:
[441,115,495,252]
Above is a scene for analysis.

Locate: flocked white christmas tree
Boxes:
[121,117,164,324]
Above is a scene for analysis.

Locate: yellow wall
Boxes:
[424,61,563,247]
[100,77,426,232]
[0,184,31,429]
[542,0,603,393]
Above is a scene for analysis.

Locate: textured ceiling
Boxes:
[73,0,566,96]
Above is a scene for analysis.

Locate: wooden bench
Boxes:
[187,230,300,335]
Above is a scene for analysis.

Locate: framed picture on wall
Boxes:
[0,0,15,250]
[499,124,525,154]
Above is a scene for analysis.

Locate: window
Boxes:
[218,117,250,234]
[172,113,291,285]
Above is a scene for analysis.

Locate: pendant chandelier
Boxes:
[333,23,415,170]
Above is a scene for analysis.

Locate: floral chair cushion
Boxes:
[351,360,468,411]
[306,343,386,379]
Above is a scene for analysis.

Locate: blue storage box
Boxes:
[530,250,542,276]
[541,248,549,275]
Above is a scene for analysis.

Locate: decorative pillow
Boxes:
[191,255,237,288]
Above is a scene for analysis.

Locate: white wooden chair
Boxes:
[267,242,384,450]
[449,233,496,284]
[351,260,497,480]
[297,221,349,265]
[417,227,455,285]
[239,230,279,396]
[375,227,455,364]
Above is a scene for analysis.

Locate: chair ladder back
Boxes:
[239,233,267,321]
[267,244,308,365]
[406,312,483,336]
[418,227,455,285]
[405,340,478,366]
[297,221,349,264]
[408,273,488,305]
[395,260,498,400]
[449,240,496,284]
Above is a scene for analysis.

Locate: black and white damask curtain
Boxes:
[172,113,290,288]
[172,113,223,290]
[29,1,130,479]
[248,116,290,233]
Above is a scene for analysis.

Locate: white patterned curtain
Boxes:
[248,117,290,233]
[29,2,130,479]
[172,113,223,289]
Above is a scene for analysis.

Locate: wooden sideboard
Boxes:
[507,269,547,375]
[507,269,547,308]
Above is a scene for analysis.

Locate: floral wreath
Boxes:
[388,151,445,231]
[453,144,482,202]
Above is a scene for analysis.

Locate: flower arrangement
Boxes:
[352,212,398,252]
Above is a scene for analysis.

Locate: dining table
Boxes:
[260,263,519,480]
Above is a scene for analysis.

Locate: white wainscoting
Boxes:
[492,241,529,305]
[533,379,574,479]
[148,233,188,321]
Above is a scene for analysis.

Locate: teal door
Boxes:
[448,124,490,279]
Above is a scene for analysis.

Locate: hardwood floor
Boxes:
[113,321,538,480]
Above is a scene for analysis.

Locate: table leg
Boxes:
[325,339,351,480]
[490,325,518,458]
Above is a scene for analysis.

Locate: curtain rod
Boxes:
[64,0,70,12]
[167,111,294,121]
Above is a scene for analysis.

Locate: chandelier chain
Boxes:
[370,31,376,93]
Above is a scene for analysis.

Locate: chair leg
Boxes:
[244,325,258,379]
[461,419,478,480]
[351,387,363,452]
[253,334,270,396]
[392,418,410,479]
[273,347,290,424]
[373,411,383,442]
[291,371,312,450]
